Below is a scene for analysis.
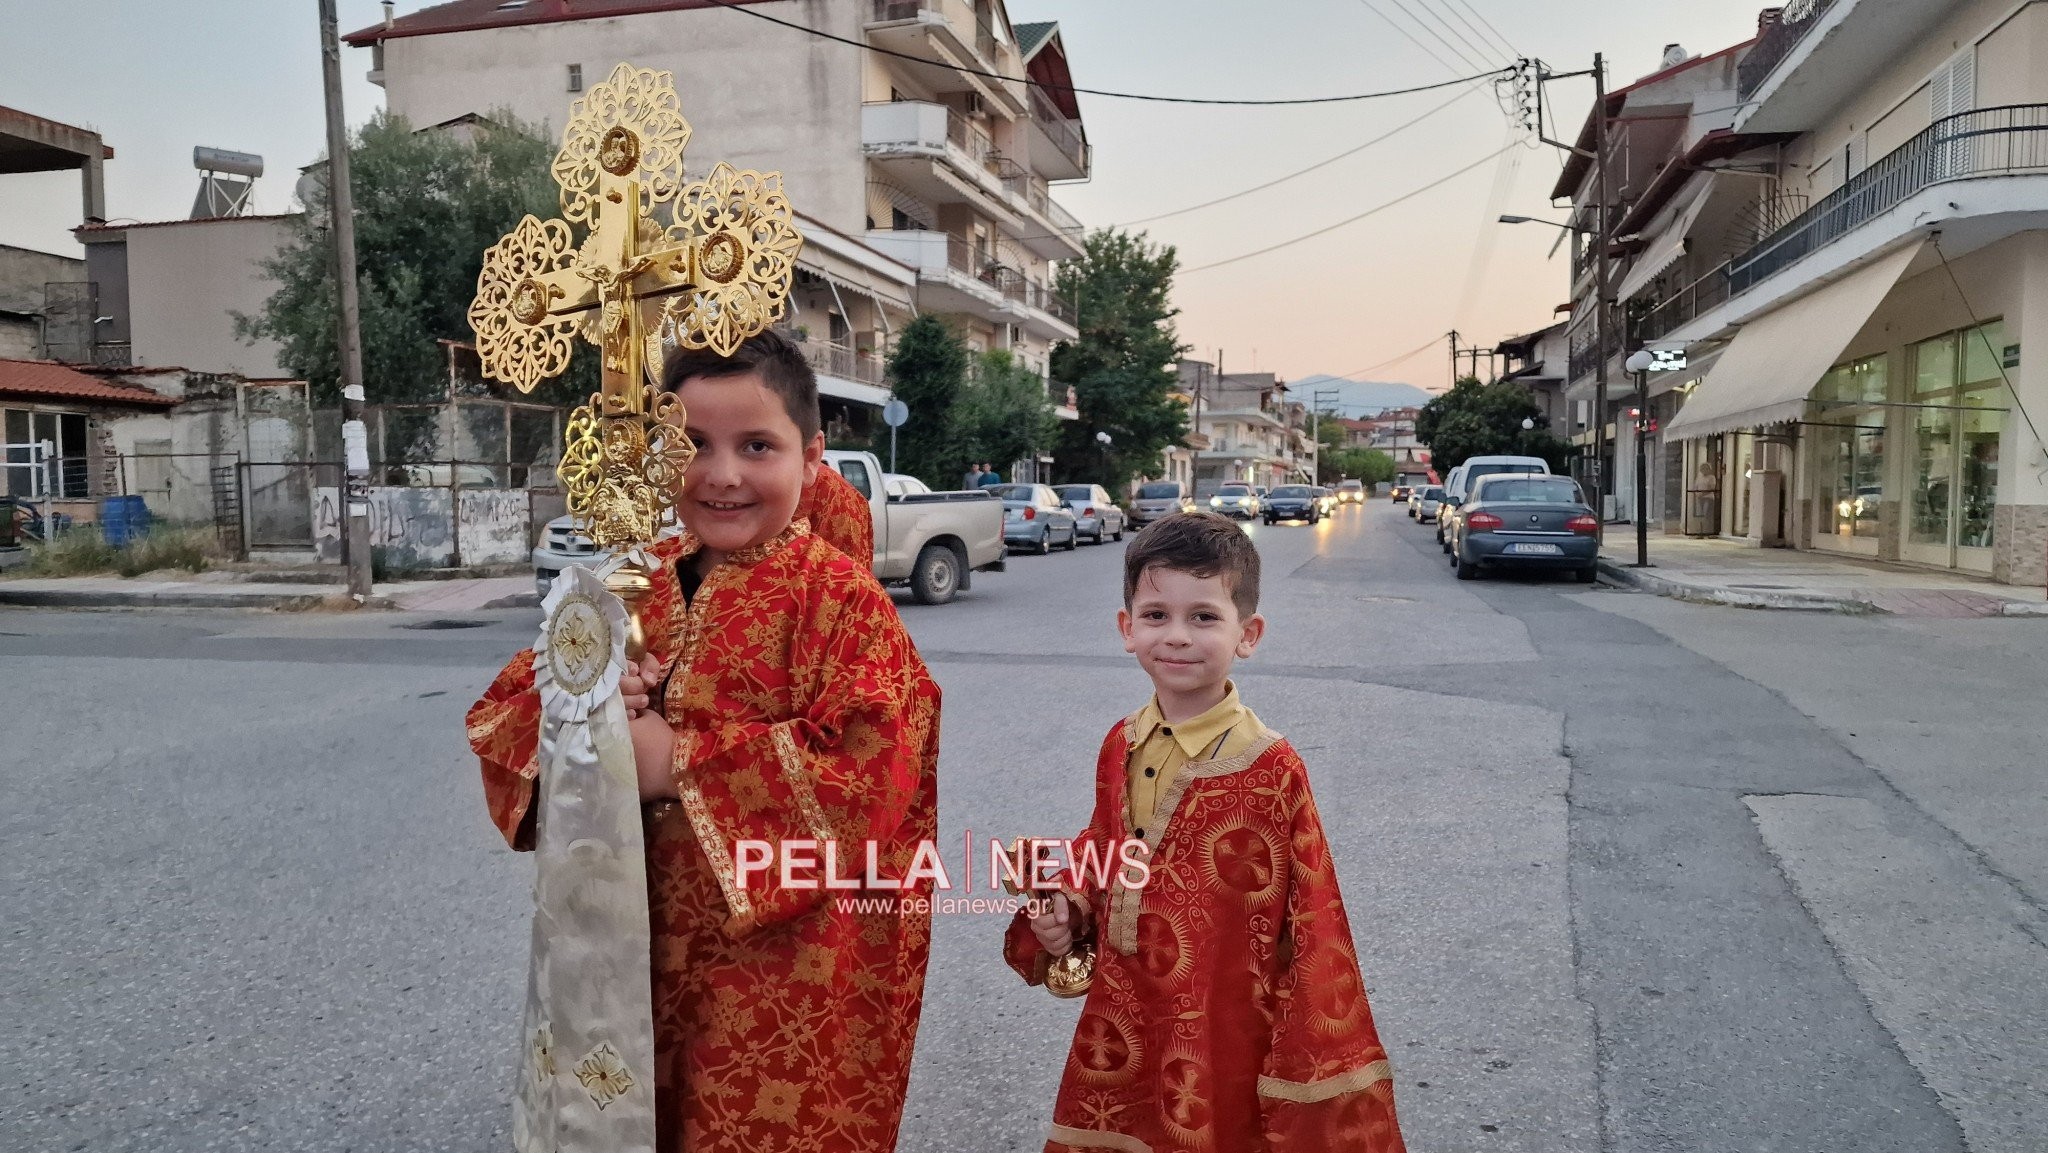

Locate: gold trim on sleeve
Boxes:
[672,728,758,934]
[1046,1123,1154,1153]
[771,722,837,846]
[1256,1058,1393,1104]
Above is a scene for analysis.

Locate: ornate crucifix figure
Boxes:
[468,63,802,652]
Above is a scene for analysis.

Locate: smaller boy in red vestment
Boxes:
[1004,512,1406,1153]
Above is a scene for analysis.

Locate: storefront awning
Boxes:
[1615,185,1709,303]
[1665,240,1923,440]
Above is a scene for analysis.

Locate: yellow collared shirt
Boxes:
[1125,682,1261,837]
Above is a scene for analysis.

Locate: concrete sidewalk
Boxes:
[0,572,538,613]
[1598,531,2048,617]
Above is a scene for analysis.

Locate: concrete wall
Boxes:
[376,0,867,235]
[0,243,85,316]
[312,484,532,568]
[124,218,292,378]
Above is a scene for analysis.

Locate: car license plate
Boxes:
[1506,542,1563,555]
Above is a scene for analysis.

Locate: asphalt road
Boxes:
[3,501,2042,1152]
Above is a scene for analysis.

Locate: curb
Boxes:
[0,587,345,611]
[1595,559,1878,613]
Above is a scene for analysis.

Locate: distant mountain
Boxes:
[1288,375,1435,416]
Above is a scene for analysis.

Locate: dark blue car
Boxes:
[1450,475,1600,582]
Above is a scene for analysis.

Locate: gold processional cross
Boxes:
[467,63,802,654]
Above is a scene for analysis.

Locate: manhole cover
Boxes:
[397,618,493,630]
[1726,583,1796,590]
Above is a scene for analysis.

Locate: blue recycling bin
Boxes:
[99,495,152,547]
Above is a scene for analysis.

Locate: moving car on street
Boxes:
[993,483,1079,554]
[1209,482,1260,519]
[533,449,1005,605]
[1336,478,1366,504]
[1054,484,1127,544]
[1261,485,1321,524]
[1448,474,1599,583]
[1131,481,1196,526]
[1312,486,1337,517]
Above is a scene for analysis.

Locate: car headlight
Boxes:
[1210,496,1221,506]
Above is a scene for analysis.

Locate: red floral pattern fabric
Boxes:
[1005,722,1406,1153]
[468,523,938,1152]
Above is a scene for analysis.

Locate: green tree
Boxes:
[885,314,970,486]
[237,110,595,417]
[1050,229,1189,489]
[950,350,1059,482]
[1416,376,1574,473]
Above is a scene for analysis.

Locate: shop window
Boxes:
[1907,322,2008,556]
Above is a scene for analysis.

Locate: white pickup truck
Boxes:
[530,449,1005,605]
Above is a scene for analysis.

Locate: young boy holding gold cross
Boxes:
[469,330,939,1152]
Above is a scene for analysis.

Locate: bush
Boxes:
[117,526,216,577]
[26,528,120,576]
[27,525,217,578]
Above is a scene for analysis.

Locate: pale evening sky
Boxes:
[0,0,1768,396]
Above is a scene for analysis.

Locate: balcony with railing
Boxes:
[1026,87,1090,180]
[868,0,1012,85]
[1737,0,1839,102]
[777,327,887,388]
[1641,103,2048,339]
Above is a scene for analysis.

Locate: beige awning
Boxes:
[1665,241,1923,440]
[1616,185,1710,303]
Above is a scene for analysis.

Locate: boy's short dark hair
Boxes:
[1122,511,1260,618]
[659,328,821,440]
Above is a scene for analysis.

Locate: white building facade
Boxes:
[347,0,1089,437]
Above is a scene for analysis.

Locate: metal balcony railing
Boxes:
[1567,324,1621,384]
[1737,0,1838,102]
[1630,104,2048,336]
[872,0,925,22]
[1028,87,1088,171]
[778,328,886,386]
[1730,103,2048,293]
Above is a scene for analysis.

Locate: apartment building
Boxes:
[1174,359,1308,490]
[345,0,1089,437]
[1584,0,2048,584]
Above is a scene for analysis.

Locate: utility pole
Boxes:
[1188,360,1205,494]
[319,0,372,600]
[1447,330,1461,387]
[1591,51,1611,537]
[1312,387,1341,485]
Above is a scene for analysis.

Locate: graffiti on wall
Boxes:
[315,485,532,568]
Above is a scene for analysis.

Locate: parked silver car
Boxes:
[1416,484,1445,523]
[1448,474,1600,582]
[1130,481,1195,526]
[1055,483,1127,544]
[992,483,1079,554]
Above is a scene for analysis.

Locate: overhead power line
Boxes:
[1119,81,1486,227]
[1406,0,1498,72]
[1333,337,1446,382]
[1384,0,1493,73]
[1354,0,1466,76]
[1442,0,1520,59]
[1182,144,1515,273]
[698,0,1509,105]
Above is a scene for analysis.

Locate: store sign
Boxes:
[1648,347,1689,372]
[2003,344,2021,369]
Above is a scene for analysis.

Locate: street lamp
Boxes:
[1498,215,1587,232]
[1624,349,1656,569]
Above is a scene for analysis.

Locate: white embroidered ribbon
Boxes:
[516,565,657,1153]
